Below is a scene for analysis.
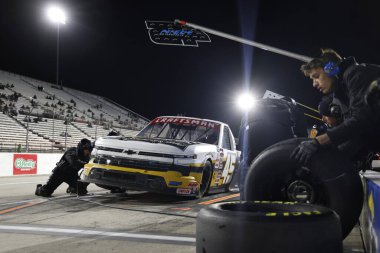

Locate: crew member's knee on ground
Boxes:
[35,184,53,197]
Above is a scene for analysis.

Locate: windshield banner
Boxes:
[152,117,219,129]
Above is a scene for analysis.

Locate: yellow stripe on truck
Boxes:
[84,163,202,187]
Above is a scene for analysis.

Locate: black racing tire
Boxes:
[198,161,212,198]
[243,138,364,239]
[95,184,127,194]
[196,201,342,253]
[238,98,308,196]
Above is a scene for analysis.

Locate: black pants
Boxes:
[37,168,88,197]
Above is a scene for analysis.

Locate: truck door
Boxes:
[219,126,237,185]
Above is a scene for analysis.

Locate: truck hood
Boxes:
[94,136,214,156]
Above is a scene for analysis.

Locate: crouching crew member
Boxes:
[35,139,93,197]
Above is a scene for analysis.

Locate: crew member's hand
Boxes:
[291,139,320,165]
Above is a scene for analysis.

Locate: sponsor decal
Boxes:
[214,170,223,186]
[188,182,199,194]
[214,160,219,169]
[13,154,37,175]
[265,211,322,217]
[309,128,318,138]
[363,181,380,251]
[152,117,219,129]
[169,181,182,186]
[145,21,211,47]
[176,188,192,195]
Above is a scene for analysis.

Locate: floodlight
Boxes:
[237,93,256,111]
[47,6,66,24]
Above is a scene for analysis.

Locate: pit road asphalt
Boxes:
[0,175,364,253]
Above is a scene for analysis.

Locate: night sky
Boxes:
[1,0,380,133]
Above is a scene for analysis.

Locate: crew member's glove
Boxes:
[291,139,320,165]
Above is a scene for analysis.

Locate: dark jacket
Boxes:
[54,147,90,173]
[327,57,380,149]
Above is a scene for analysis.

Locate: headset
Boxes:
[329,103,342,118]
[323,61,340,77]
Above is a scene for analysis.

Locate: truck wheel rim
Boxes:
[286,180,315,203]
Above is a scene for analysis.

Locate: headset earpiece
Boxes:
[324,62,340,77]
[329,104,342,118]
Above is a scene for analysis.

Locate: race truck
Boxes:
[81,116,240,197]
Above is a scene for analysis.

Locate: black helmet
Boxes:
[78,138,93,152]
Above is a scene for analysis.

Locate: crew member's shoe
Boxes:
[35,184,42,196]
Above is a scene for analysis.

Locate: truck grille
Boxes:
[93,155,194,176]
[94,155,173,172]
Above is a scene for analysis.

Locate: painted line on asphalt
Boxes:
[0,199,46,215]
[0,193,107,207]
[0,225,196,243]
[198,193,240,205]
[0,199,37,206]
[171,207,192,211]
[0,181,42,186]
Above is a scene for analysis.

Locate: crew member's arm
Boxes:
[64,150,88,170]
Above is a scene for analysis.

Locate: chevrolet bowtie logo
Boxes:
[123,149,137,155]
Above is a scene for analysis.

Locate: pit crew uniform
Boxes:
[35,139,92,197]
[327,57,380,157]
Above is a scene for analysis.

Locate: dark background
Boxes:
[1,0,380,133]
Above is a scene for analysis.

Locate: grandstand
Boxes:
[0,69,149,152]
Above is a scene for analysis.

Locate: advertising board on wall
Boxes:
[13,154,37,175]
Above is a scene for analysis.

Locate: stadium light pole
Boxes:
[46,5,66,90]
[52,107,55,151]
[25,107,33,153]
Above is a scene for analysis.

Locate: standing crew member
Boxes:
[291,49,380,165]
[35,138,93,197]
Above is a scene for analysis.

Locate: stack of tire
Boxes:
[196,201,343,253]
[196,98,363,253]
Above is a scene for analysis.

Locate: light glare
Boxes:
[47,6,66,24]
[237,93,256,111]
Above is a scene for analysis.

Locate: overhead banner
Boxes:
[145,20,211,47]
[13,154,37,175]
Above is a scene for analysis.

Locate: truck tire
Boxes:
[198,161,212,198]
[196,201,342,253]
[238,98,308,196]
[243,138,363,239]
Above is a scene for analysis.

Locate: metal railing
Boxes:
[0,143,64,153]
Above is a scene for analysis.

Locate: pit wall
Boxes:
[360,171,380,253]
[0,153,63,177]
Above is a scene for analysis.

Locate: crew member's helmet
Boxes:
[77,138,93,155]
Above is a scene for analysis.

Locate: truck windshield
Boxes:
[137,118,220,145]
